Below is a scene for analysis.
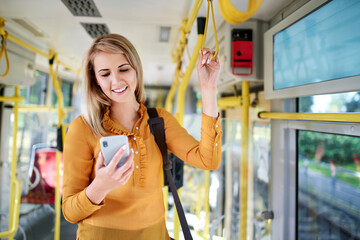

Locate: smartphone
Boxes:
[100,135,130,168]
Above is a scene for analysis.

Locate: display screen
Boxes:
[273,0,360,90]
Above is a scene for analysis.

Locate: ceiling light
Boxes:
[12,18,45,37]
[159,26,171,42]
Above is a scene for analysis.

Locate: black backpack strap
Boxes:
[147,108,193,240]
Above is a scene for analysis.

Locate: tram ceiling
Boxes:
[0,0,290,87]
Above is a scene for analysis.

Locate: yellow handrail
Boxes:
[218,96,241,109]
[258,112,360,123]
[202,0,219,60]
[173,31,203,240]
[175,34,204,125]
[8,34,50,59]
[3,18,80,74]
[240,81,250,240]
[218,0,263,25]
[0,96,24,103]
[172,0,203,64]
[204,170,210,238]
[165,65,182,112]
[1,17,77,240]
[169,0,204,113]
[49,53,66,240]
[0,87,22,240]
[18,106,76,112]
[0,179,21,238]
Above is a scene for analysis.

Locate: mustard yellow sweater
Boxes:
[62,103,222,240]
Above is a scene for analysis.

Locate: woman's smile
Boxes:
[112,86,128,94]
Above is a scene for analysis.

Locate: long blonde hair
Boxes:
[82,34,145,136]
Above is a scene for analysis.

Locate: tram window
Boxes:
[252,121,271,239]
[297,130,360,240]
[51,80,73,107]
[19,70,48,105]
[298,91,360,113]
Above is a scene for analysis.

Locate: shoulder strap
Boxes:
[147,108,193,240]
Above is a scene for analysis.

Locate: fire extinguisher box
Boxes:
[232,29,253,76]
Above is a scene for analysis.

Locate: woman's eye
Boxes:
[101,73,110,77]
[120,69,129,72]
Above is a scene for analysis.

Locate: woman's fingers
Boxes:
[200,48,216,65]
[107,145,128,170]
[116,157,134,184]
[112,148,134,181]
[95,152,105,172]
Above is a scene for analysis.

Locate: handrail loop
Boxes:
[218,0,263,25]
[202,0,219,60]
[0,17,10,77]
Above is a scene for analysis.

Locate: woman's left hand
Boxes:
[197,48,220,89]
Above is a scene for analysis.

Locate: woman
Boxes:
[62,33,222,239]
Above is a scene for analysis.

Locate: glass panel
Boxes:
[298,130,360,239]
[273,0,360,90]
[298,91,360,113]
[172,115,239,239]
[52,80,73,107]
[252,121,271,240]
[20,70,48,105]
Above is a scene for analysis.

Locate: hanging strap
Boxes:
[201,0,219,60]
[0,30,10,77]
[147,108,193,240]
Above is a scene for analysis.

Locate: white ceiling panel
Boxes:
[0,0,292,86]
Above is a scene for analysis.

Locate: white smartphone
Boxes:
[100,135,130,168]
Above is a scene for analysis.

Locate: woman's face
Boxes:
[93,51,137,105]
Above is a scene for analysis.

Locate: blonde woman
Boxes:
[62,33,222,239]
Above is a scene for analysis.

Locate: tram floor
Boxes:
[44,210,77,240]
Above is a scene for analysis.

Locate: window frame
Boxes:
[271,104,360,239]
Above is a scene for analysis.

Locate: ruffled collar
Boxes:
[102,102,147,135]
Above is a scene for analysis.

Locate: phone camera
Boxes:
[103,141,108,148]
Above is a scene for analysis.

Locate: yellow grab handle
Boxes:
[0,179,21,238]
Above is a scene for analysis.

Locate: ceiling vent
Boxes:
[61,0,101,17]
[80,23,109,38]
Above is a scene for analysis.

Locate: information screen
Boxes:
[273,0,360,90]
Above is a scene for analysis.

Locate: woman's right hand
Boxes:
[85,146,134,205]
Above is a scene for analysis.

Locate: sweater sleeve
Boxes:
[159,109,223,170]
[62,117,103,223]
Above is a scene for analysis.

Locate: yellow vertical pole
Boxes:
[165,68,181,113]
[0,93,24,240]
[240,81,249,240]
[174,32,204,240]
[49,53,65,240]
[204,170,210,238]
[7,87,22,240]
[175,34,203,126]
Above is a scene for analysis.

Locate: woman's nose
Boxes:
[111,72,121,83]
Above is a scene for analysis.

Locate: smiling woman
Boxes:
[61,33,222,240]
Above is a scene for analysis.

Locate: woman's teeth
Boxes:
[113,86,127,93]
